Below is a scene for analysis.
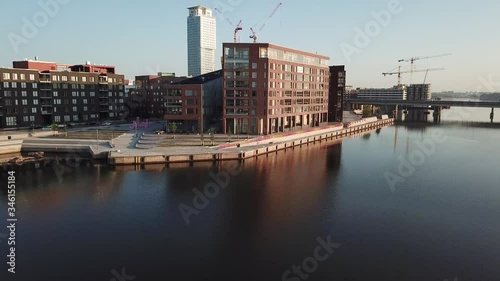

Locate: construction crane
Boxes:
[383,67,445,87]
[214,8,243,43]
[249,2,282,43]
[398,53,451,84]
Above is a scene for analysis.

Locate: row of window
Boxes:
[2,73,36,81]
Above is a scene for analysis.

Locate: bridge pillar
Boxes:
[433,106,442,123]
[491,108,494,123]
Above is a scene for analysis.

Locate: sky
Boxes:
[1,0,499,92]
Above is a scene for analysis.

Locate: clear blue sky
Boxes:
[1,0,499,92]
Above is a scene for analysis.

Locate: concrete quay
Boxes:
[108,118,394,166]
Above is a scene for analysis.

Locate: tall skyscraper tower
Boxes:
[187,6,216,77]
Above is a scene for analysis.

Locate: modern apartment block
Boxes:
[355,86,407,100]
[187,6,216,77]
[0,59,126,128]
[164,70,223,133]
[222,43,330,135]
[131,74,186,118]
[407,84,431,100]
[328,65,345,123]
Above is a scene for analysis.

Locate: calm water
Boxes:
[1,107,499,281]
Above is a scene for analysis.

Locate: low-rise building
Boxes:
[355,86,407,100]
[164,70,223,133]
[0,59,127,128]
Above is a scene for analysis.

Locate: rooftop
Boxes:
[172,70,222,85]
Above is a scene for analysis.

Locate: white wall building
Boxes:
[187,6,216,77]
[356,86,407,100]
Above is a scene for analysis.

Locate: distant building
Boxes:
[164,70,223,133]
[222,43,330,135]
[328,65,345,122]
[0,59,126,128]
[130,75,186,118]
[407,84,431,100]
[187,6,216,77]
[355,86,407,100]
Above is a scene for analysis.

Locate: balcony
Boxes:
[40,93,52,99]
[41,103,53,107]
[42,110,53,115]
[100,106,110,112]
[39,74,51,83]
[98,77,108,85]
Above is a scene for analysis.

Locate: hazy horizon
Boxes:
[1,0,499,92]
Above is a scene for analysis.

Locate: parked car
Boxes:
[102,122,112,126]
[42,126,52,131]
[29,124,43,129]
[68,123,77,127]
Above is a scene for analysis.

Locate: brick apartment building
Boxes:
[328,65,345,123]
[164,70,223,133]
[130,74,186,118]
[0,59,127,128]
[222,43,330,135]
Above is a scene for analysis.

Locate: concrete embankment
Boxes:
[108,118,394,166]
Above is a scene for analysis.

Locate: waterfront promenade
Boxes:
[0,117,394,166]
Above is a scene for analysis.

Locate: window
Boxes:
[23,116,29,122]
[3,73,10,79]
[12,74,18,80]
[83,106,88,111]
[90,92,95,97]
[252,72,257,79]
[32,108,37,113]
[73,107,77,111]
[29,74,35,80]
[21,91,27,97]
[33,91,38,97]
[73,115,79,121]
[71,76,77,82]
[252,63,257,69]
[33,100,38,105]
[32,82,38,88]
[61,76,68,81]
[6,117,16,126]
[20,74,25,80]
[72,99,77,104]
[54,116,61,122]
[82,77,87,82]
[185,90,194,96]
[83,99,87,104]
[64,116,70,122]
[3,82,8,88]
[53,91,58,97]
[22,99,27,105]
[251,82,257,88]
[90,77,95,82]
[30,116,35,122]
[12,82,17,88]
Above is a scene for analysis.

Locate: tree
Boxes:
[209,128,215,146]
[50,123,58,136]
[170,122,177,138]
[362,105,374,118]
[200,133,205,146]
[227,127,233,143]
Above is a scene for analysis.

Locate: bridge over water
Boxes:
[345,99,500,123]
